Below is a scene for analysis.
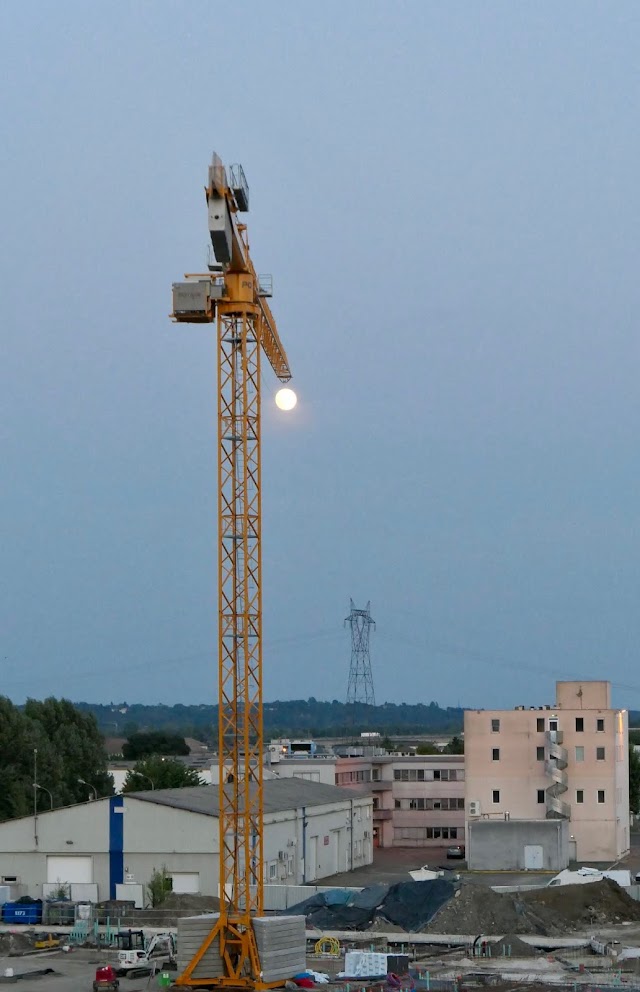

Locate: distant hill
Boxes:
[77,700,640,743]
[77,698,465,741]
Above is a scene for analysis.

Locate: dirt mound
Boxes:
[492,934,539,957]
[422,884,537,936]
[162,893,220,915]
[0,931,36,954]
[520,879,640,932]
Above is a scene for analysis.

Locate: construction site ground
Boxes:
[3,832,640,991]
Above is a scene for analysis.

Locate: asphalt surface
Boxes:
[0,949,160,992]
[320,829,640,889]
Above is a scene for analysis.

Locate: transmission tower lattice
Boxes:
[345,600,376,707]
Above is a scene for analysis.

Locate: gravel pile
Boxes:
[0,930,37,954]
[422,884,537,935]
[421,879,640,937]
[519,879,640,932]
[491,933,540,957]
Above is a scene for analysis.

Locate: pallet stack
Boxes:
[252,915,306,983]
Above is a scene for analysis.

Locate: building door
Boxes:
[569,838,577,863]
[329,830,340,875]
[307,836,317,881]
[373,828,380,848]
[524,845,544,870]
[47,856,93,885]
[170,872,200,893]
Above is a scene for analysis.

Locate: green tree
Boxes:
[629,744,640,815]
[122,732,190,760]
[24,698,114,805]
[0,696,114,821]
[416,742,439,755]
[444,736,464,754]
[147,865,173,907]
[122,756,205,792]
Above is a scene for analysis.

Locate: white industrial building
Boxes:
[0,780,373,902]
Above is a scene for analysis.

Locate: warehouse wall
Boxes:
[0,792,373,901]
[0,798,111,898]
[468,818,569,870]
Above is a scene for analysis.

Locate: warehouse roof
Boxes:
[128,778,364,816]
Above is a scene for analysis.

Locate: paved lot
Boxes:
[320,835,640,891]
[0,949,159,992]
[319,846,550,888]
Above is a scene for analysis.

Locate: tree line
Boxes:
[0,697,113,821]
[80,698,467,741]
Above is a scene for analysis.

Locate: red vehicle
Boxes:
[93,965,119,992]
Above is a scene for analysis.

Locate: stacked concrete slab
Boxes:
[252,915,306,983]
[176,914,224,981]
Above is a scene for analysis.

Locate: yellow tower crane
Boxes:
[171,152,292,989]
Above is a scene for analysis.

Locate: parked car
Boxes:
[446,845,465,859]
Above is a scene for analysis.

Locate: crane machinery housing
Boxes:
[171,152,292,989]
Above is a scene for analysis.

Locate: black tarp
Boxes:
[376,879,455,932]
[282,879,455,932]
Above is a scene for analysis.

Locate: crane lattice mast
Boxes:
[171,153,291,989]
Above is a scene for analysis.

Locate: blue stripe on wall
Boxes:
[109,796,124,899]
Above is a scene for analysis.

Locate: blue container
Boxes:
[2,901,43,924]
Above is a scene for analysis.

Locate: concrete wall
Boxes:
[468,819,569,870]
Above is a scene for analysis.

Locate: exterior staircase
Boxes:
[545,729,570,819]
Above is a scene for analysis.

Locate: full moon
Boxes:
[275,387,297,411]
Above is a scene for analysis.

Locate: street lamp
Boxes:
[34,784,54,810]
[77,778,98,801]
[135,773,155,790]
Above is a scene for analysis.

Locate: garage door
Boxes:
[170,872,200,894]
[47,856,93,884]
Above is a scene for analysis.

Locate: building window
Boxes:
[597,718,605,732]
[575,746,584,762]
[576,790,584,804]
[549,719,558,731]
[537,717,545,732]
[575,717,584,732]
[492,748,500,761]
[450,828,458,839]
[598,790,605,804]
[596,747,605,761]
[492,790,500,804]
[394,799,400,809]
[536,746,545,761]
[372,798,379,810]
[491,719,500,732]
[269,863,277,880]
[537,789,545,804]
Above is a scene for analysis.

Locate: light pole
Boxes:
[33,748,38,846]
[35,784,54,810]
[135,773,155,790]
[77,778,98,801]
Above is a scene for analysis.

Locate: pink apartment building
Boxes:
[464,681,629,863]
[369,754,465,848]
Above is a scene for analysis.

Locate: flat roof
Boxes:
[128,778,364,817]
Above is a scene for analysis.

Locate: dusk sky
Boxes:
[1,2,639,710]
